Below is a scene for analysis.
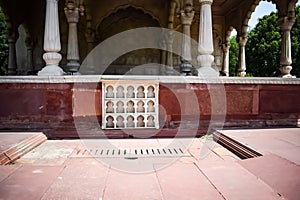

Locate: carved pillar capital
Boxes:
[222,42,230,53]
[180,5,194,25]
[278,16,296,31]
[64,4,79,23]
[237,36,248,47]
[199,0,213,5]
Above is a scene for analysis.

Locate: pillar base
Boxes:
[66,60,80,74]
[238,71,246,77]
[180,60,193,76]
[197,66,219,78]
[38,65,65,76]
[7,69,17,76]
[281,74,296,78]
[280,65,295,78]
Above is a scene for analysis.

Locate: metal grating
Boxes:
[71,147,187,158]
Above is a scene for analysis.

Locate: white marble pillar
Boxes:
[65,2,81,74]
[221,41,230,76]
[38,0,64,76]
[278,16,296,78]
[180,4,194,75]
[7,31,18,75]
[237,35,248,77]
[197,0,215,76]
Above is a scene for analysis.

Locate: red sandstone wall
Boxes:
[0,82,299,138]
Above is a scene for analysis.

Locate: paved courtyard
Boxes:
[0,128,299,200]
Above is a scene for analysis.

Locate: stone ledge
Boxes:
[0,75,300,84]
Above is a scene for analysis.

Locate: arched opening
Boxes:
[228,1,280,77]
[248,1,276,30]
[96,6,161,75]
[229,28,239,76]
[245,1,279,77]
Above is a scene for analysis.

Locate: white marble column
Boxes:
[237,35,248,77]
[65,1,81,74]
[180,4,194,75]
[278,16,296,78]
[7,31,18,75]
[221,41,230,76]
[197,0,216,76]
[38,0,64,76]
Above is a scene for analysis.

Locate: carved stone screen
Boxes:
[102,80,159,129]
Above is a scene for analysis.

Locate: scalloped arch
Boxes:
[96,4,162,33]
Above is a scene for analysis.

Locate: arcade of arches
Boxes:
[0,0,298,77]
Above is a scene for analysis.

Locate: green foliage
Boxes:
[246,6,300,77]
[0,8,8,75]
[245,12,281,77]
[229,36,238,76]
[230,6,300,77]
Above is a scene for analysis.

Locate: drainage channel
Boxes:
[71,147,187,158]
[212,130,263,159]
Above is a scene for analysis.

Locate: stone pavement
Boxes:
[0,128,299,200]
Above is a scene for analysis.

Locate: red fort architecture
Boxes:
[0,0,299,138]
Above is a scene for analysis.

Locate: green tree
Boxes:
[229,36,238,76]
[0,7,8,75]
[245,6,300,77]
[246,12,281,77]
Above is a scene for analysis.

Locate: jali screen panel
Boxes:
[102,80,159,129]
